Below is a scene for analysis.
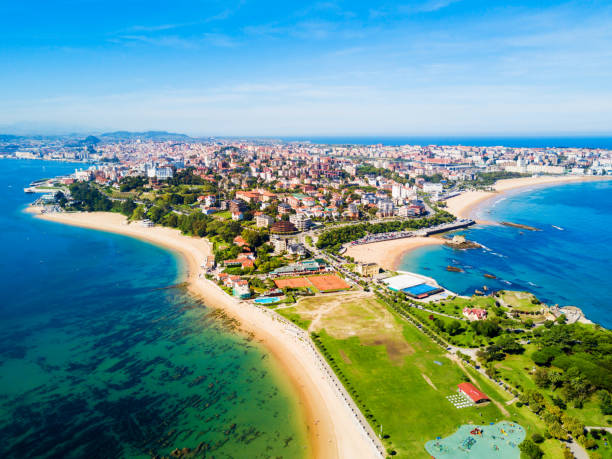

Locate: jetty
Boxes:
[349,219,475,246]
[501,221,540,231]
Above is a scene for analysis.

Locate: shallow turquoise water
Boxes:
[0,160,307,458]
[400,180,612,328]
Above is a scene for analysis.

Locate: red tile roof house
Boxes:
[462,307,488,321]
[457,382,490,404]
[233,235,249,247]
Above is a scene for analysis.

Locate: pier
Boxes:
[348,219,475,246]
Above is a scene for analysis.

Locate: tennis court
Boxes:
[308,274,350,292]
[273,274,350,292]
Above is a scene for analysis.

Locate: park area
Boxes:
[273,274,349,292]
[278,292,565,457]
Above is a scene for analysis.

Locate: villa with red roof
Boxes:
[462,307,488,321]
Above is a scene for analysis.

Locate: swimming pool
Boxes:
[425,421,525,458]
[254,297,281,305]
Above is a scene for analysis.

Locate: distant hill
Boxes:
[84,135,100,145]
[99,131,191,141]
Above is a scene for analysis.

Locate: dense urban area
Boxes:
[6,131,612,459]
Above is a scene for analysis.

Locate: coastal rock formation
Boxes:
[446,265,463,273]
[500,221,540,231]
[444,235,481,249]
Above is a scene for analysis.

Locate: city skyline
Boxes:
[2,0,612,136]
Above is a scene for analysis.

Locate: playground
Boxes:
[425,421,525,458]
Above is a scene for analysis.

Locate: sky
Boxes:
[1,0,611,136]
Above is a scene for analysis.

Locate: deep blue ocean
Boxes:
[400,180,612,328]
[282,136,612,148]
[0,160,306,458]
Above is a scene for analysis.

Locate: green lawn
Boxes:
[277,308,311,329]
[284,292,564,457]
[565,398,612,427]
[409,308,486,347]
[498,291,543,313]
[586,429,612,459]
[493,345,539,392]
[214,210,232,220]
[316,323,503,457]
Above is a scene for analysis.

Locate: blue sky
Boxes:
[1,0,611,136]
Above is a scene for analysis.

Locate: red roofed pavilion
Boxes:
[457,382,490,403]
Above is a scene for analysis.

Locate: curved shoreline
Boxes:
[446,175,612,221]
[27,209,380,459]
[345,236,445,271]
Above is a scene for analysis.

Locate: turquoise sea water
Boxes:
[400,180,612,328]
[0,160,307,458]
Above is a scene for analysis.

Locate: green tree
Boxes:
[446,319,463,336]
[131,206,145,220]
[518,439,543,459]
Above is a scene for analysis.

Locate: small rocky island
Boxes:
[446,265,464,272]
[444,235,481,249]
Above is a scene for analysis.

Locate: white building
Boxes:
[74,169,92,182]
[256,214,275,228]
[422,182,443,194]
[289,213,312,231]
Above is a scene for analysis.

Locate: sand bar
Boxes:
[446,175,612,221]
[28,209,380,459]
[345,236,444,271]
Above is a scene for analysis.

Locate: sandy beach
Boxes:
[446,175,611,221]
[345,236,444,271]
[28,209,380,459]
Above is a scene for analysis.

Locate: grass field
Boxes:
[498,291,543,313]
[213,210,231,220]
[279,292,572,456]
[282,293,516,456]
[493,345,539,391]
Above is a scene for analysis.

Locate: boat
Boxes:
[484,273,497,279]
[552,225,564,231]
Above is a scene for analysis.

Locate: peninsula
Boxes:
[19,134,612,458]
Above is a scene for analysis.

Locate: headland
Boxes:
[27,208,380,459]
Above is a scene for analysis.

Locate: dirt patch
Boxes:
[339,349,352,364]
[366,337,414,364]
[294,291,414,364]
[421,373,438,390]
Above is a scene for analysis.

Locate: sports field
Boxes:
[273,277,312,289]
[280,292,561,457]
[273,274,349,292]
